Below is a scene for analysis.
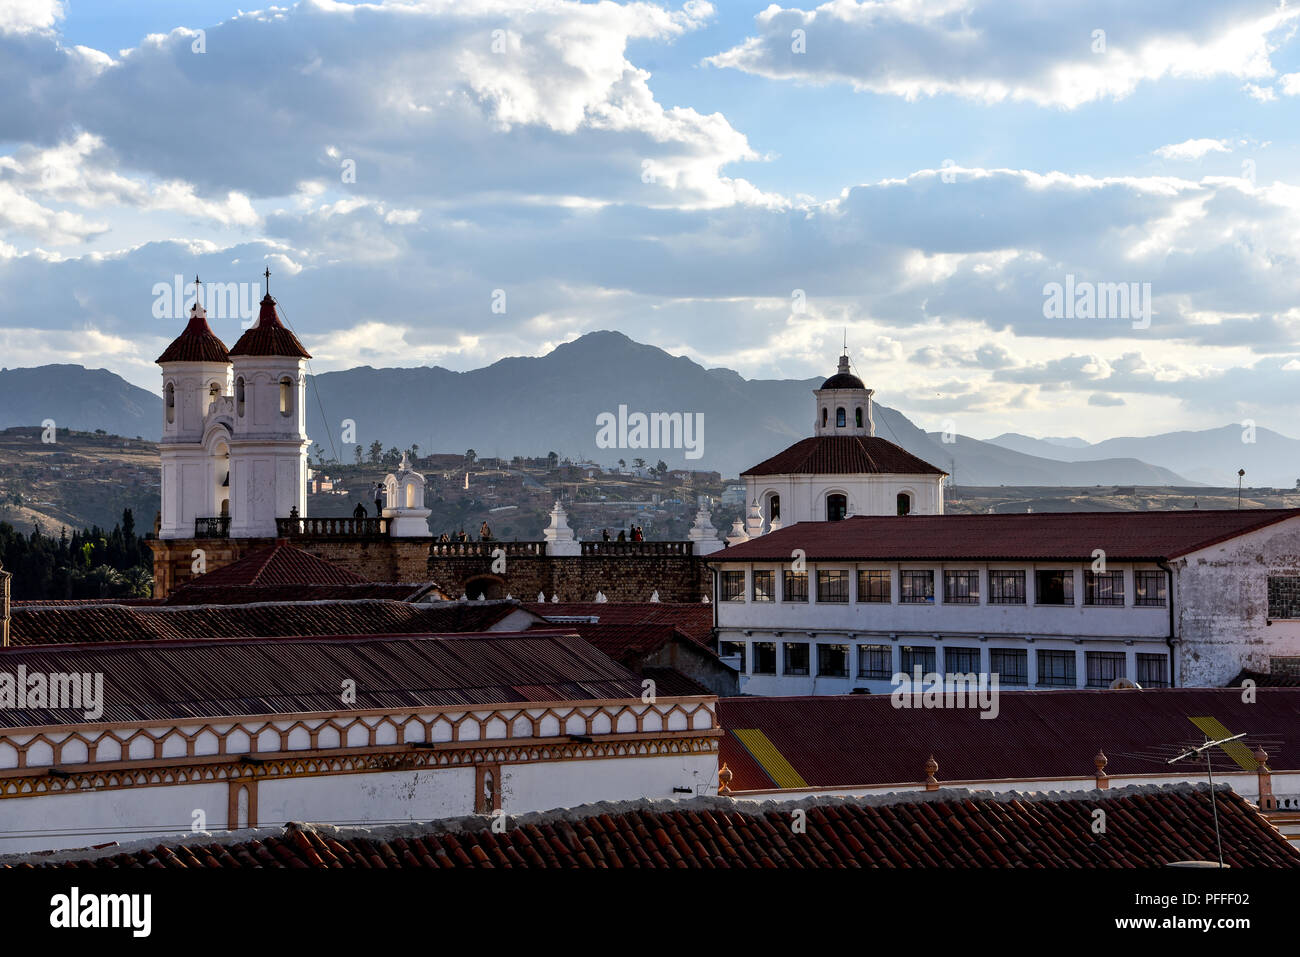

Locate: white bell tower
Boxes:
[156,280,233,539]
[383,452,432,537]
[226,274,311,539]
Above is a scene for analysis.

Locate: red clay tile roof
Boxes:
[163,582,430,606]
[742,435,945,477]
[714,508,1300,562]
[228,295,311,358]
[717,689,1300,792]
[0,630,654,727]
[14,786,1297,869]
[525,602,715,646]
[9,598,525,646]
[171,542,367,592]
[155,309,231,364]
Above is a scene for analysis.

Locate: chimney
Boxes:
[1094,749,1109,789]
[1255,747,1276,811]
[924,755,939,791]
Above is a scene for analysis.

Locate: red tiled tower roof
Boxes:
[741,435,945,477]
[155,307,231,364]
[229,295,311,359]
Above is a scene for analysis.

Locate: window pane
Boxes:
[1035,570,1074,605]
[900,570,934,603]
[990,648,1028,685]
[1086,651,1125,688]
[1267,576,1300,618]
[945,646,980,674]
[1135,570,1166,607]
[817,569,848,602]
[1136,653,1168,688]
[989,570,1026,604]
[817,644,849,677]
[783,571,808,602]
[752,570,774,602]
[1037,650,1076,687]
[943,570,979,604]
[720,570,745,601]
[857,569,891,602]
[858,644,891,679]
[753,642,777,675]
[784,642,810,676]
[900,645,936,674]
[1084,571,1125,606]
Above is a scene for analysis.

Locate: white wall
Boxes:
[258,768,475,828]
[503,753,717,811]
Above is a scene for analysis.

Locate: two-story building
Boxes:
[709,508,1300,691]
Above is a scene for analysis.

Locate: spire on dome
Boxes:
[228,275,312,358]
[156,275,230,364]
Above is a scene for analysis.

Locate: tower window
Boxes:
[768,494,780,522]
[165,382,175,424]
[855,407,863,428]
[821,407,828,427]
[236,377,245,417]
[279,377,293,416]
[835,407,846,428]
[827,493,847,521]
[897,492,911,516]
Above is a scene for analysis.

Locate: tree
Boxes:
[368,440,383,463]
[354,446,363,466]
[547,451,559,470]
[313,443,326,464]
[618,458,626,470]
[465,449,477,466]
[656,459,668,476]
[633,457,646,469]
[410,443,419,460]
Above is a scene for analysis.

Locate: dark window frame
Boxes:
[782,570,809,603]
[988,569,1026,604]
[816,569,849,603]
[783,641,810,676]
[1134,570,1167,607]
[857,644,891,679]
[943,570,980,604]
[817,643,849,678]
[990,648,1028,685]
[1035,570,1075,606]
[752,641,777,675]
[1086,651,1126,688]
[900,569,935,603]
[720,570,746,602]
[856,569,891,603]
[751,569,775,602]
[1036,650,1077,688]
[1084,570,1125,606]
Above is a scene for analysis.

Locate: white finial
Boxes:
[550,593,559,603]
[459,593,468,601]
[702,595,710,604]
[649,590,660,602]
[595,591,607,603]
[537,591,546,603]
[477,592,485,601]
[504,593,512,600]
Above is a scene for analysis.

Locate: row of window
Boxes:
[718,567,1167,607]
[717,640,1170,687]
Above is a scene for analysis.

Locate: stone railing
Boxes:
[276,516,389,538]
[194,516,231,539]
[429,541,547,557]
[580,541,694,557]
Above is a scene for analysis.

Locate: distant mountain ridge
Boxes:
[2,333,1282,484]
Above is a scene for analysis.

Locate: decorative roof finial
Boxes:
[263,266,272,296]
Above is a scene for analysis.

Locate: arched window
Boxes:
[279,377,293,416]
[821,407,828,427]
[235,377,245,417]
[165,382,175,424]
[836,407,846,428]
[405,482,416,508]
[855,407,864,428]
[897,492,911,516]
[768,494,780,522]
[827,493,847,521]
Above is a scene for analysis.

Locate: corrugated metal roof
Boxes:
[526,602,715,646]
[717,689,1300,791]
[714,508,1300,562]
[0,630,653,728]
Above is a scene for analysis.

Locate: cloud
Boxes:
[708,0,1299,108]
[1153,138,1231,161]
[1087,392,1126,406]
[0,0,62,36]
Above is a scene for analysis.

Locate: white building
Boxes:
[0,630,719,854]
[739,351,946,536]
[709,508,1300,692]
[157,284,311,540]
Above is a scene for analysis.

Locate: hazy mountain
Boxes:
[0,365,160,439]
[0,335,1197,484]
[988,426,1300,488]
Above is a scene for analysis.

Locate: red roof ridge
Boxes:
[741,435,946,477]
[156,309,231,364]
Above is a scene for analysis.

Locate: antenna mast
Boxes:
[1167,732,1247,868]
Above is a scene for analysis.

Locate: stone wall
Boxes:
[151,537,714,603]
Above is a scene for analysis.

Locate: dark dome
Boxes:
[820,372,865,390]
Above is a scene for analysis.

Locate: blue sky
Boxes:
[3,0,1300,444]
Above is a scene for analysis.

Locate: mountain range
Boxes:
[2,331,1296,486]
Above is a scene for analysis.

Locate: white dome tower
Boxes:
[156,281,234,539]
[814,351,874,437]
[226,275,311,539]
[383,452,432,537]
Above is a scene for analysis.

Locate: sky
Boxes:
[2,0,1300,443]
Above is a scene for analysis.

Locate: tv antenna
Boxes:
[1166,731,1248,868]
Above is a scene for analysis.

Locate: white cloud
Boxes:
[708,0,1300,108]
[1153,138,1231,161]
[0,0,62,35]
